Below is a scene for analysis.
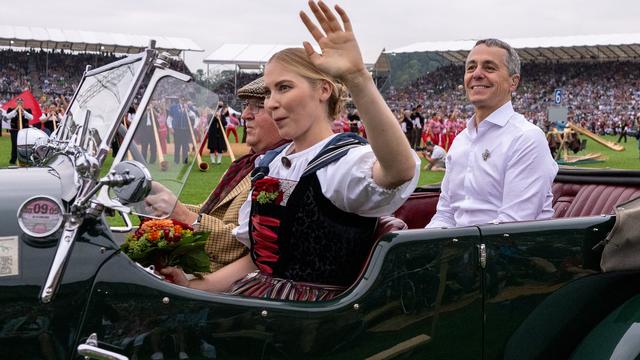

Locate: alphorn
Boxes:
[17,108,23,131]
[216,112,236,162]
[122,116,133,161]
[149,109,168,171]
[567,122,625,152]
[184,109,208,171]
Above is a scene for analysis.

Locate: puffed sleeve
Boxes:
[317,145,420,217]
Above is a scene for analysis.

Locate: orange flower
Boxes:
[174,225,182,234]
[148,230,161,241]
[140,219,173,232]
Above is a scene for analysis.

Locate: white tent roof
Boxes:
[387,33,640,63]
[203,44,298,69]
[0,25,203,55]
[204,43,375,69]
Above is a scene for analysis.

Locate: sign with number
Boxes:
[0,236,19,277]
[554,89,563,105]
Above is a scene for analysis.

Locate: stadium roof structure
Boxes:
[386,33,640,64]
[204,43,375,70]
[0,25,203,55]
[203,44,295,69]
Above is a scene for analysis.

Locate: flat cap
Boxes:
[237,77,267,99]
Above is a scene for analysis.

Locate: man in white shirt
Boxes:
[5,98,33,165]
[426,39,558,228]
[422,141,446,171]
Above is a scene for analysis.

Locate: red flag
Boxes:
[1,90,43,126]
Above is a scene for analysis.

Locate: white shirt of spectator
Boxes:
[5,107,34,121]
[431,145,446,161]
[234,134,421,247]
[39,112,61,123]
[412,116,422,129]
[426,101,558,229]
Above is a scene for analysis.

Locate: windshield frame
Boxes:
[52,50,152,167]
[95,67,193,213]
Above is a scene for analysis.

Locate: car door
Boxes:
[478,215,615,359]
[77,226,485,360]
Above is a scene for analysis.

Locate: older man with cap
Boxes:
[145,77,288,271]
[5,98,33,165]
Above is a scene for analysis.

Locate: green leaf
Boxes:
[169,241,206,259]
[177,251,211,273]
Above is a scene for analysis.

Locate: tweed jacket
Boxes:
[185,175,250,272]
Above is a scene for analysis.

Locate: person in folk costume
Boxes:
[154,101,168,155]
[400,109,413,144]
[137,106,157,165]
[144,77,288,271]
[161,1,420,301]
[445,114,457,151]
[207,102,228,164]
[225,111,240,143]
[5,97,33,165]
[145,77,288,272]
[422,116,434,147]
[39,104,61,136]
[430,113,442,146]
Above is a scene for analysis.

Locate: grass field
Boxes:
[1,130,638,205]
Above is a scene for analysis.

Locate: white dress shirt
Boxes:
[234,134,421,247]
[426,101,558,228]
[6,108,34,120]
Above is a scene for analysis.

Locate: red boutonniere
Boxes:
[253,177,284,205]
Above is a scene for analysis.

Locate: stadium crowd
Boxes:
[2,48,640,149]
[0,49,121,104]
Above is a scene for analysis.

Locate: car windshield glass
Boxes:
[115,75,219,217]
[63,59,142,154]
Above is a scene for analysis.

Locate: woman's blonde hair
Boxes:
[267,48,347,119]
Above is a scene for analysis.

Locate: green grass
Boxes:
[1,130,638,206]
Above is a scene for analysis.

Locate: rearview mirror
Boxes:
[109,160,152,204]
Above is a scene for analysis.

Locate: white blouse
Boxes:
[233,134,420,247]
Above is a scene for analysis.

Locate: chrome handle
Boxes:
[77,333,128,360]
[478,243,487,269]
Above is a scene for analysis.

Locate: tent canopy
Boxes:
[0,25,203,55]
[204,43,375,70]
[385,33,640,64]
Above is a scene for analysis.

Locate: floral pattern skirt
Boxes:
[229,271,345,302]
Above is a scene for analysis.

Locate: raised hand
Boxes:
[299,1,367,85]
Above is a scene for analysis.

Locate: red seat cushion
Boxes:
[552,183,582,218]
[393,192,440,229]
[563,184,640,218]
[373,216,408,241]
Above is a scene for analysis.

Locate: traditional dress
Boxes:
[231,133,419,301]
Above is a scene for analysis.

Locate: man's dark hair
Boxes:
[474,38,521,76]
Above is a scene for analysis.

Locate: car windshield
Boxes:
[113,75,219,217]
[61,58,142,154]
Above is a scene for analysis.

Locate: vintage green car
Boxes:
[1,44,640,360]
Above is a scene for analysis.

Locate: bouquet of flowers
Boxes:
[120,218,210,275]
